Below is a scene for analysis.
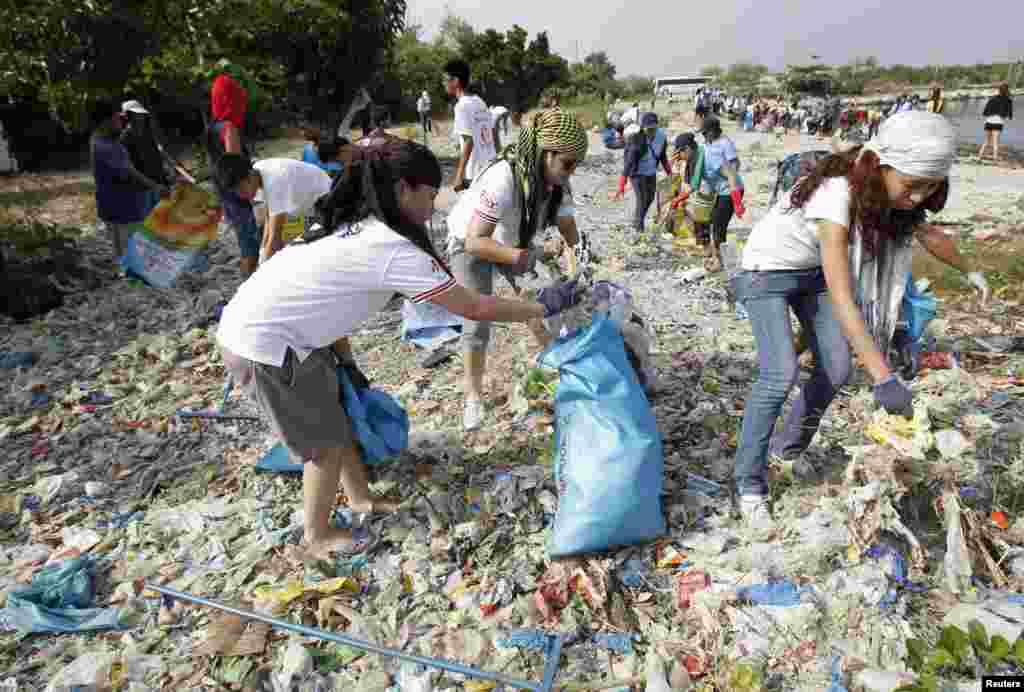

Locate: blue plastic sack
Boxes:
[0,556,126,634]
[736,581,813,607]
[901,274,937,343]
[253,369,410,472]
[539,314,666,558]
[337,366,409,466]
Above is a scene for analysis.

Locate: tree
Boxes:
[583,51,616,82]
[701,65,725,78]
[722,62,771,87]
[435,10,476,54]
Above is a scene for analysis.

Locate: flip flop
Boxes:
[301,525,380,567]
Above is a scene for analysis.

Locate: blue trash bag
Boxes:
[337,366,409,466]
[254,367,410,473]
[538,314,666,558]
[901,274,938,343]
[1,556,126,634]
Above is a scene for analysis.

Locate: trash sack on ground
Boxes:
[400,298,464,350]
[122,182,222,289]
[539,313,666,558]
[0,556,127,634]
[338,365,409,466]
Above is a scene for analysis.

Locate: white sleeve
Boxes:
[454,100,473,138]
[470,166,516,227]
[804,177,851,229]
[383,242,457,304]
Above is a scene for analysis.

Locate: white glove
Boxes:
[967,271,990,304]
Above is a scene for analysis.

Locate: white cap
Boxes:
[121,100,149,115]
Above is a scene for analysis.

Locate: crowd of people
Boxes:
[84,54,1005,555]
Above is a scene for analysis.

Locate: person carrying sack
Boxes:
[216,138,583,559]
[610,112,671,239]
[691,116,746,272]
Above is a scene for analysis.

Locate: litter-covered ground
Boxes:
[2,115,1024,692]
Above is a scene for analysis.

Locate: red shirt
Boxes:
[211,73,248,144]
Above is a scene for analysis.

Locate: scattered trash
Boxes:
[1,556,128,633]
[0,352,37,369]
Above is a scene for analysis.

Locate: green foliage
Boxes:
[900,620,1024,692]
[2,0,407,135]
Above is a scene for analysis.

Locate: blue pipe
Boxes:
[145,583,560,691]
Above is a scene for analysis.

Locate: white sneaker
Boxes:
[463,398,485,431]
[738,495,775,534]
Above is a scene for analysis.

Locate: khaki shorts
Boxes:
[223,346,354,461]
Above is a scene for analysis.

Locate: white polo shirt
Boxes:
[217,217,455,366]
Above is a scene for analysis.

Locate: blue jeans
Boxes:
[732,269,852,496]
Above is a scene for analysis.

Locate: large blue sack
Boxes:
[539,314,666,558]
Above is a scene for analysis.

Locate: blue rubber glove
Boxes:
[536,278,584,318]
[873,375,913,417]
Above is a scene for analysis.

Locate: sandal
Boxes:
[301,524,380,564]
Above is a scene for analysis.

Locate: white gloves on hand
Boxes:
[966,271,990,304]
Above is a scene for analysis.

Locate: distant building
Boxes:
[653,75,715,101]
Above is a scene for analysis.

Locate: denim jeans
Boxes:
[732,269,852,496]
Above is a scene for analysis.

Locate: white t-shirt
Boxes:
[741,177,852,271]
[446,161,575,249]
[454,94,497,181]
[253,159,333,218]
[217,217,456,366]
[622,107,641,125]
[490,105,509,119]
[417,95,431,113]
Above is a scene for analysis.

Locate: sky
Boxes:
[407,0,1024,77]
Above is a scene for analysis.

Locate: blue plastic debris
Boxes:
[826,655,848,692]
[29,391,51,409]
[0,556,127,634]
[0,352,36,369]
[863,544,928,608]
[255,442,303,474]
[736,581,813,607]
[497,629,550,652]
[592,632,633,654]
[618,559,648,588]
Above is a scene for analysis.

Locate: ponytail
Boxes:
[311,137,451,276]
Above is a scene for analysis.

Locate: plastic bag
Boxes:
[1,556,126,634]
[900,273,938,343]
[539,314,666,557]
[338,366,409,466]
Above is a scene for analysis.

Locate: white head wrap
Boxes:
[863,111,955,179]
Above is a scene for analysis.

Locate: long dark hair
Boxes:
[789,145,948,254]
[311,137,451,275]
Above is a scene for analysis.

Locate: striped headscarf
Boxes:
[499,108,588,248]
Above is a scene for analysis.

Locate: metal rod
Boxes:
[145,583,557,691]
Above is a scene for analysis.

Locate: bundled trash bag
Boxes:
[543,279,658,393]
[256,366,410,473]
[337,366,409,466]
[891,275,938,379]
[1,556,126,634]
[539,314,666,557]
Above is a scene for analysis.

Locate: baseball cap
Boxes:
[121,100,149,115]
[640,112,658,127]
[673,133,696,151]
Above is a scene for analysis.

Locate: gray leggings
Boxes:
[451,250,498,351]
